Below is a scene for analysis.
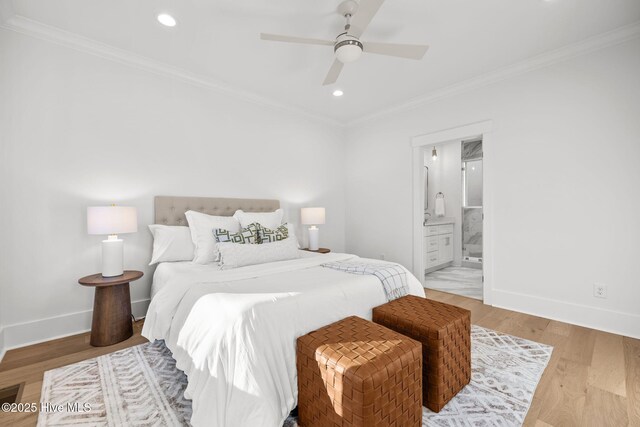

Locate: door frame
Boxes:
[411,120,494,304]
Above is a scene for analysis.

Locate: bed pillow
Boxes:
[148,224,195,265]
[217,237,300,269]
[213,223,259,244]
[233,209,284,229]
[185,210,240,264]
[257,223,289,243]
[286,223,300,248]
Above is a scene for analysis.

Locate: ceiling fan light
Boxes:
[335,39,363,63]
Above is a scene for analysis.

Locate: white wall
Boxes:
[424,141,463,266]
[345,38,640,338]
[0,26,9,361]
[0,28,346,353]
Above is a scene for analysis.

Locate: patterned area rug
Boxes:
[38,341,192,426]
[38,326,552,427]
[423,325,553,426]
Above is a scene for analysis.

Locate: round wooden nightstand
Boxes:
[79,270,143,347]
[301,248,331,254]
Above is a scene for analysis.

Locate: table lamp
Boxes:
[87,206,138,277]
[301,207,325,251]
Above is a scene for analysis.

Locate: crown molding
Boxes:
[349,21,640,126]
[2,12,638,129]
[0,14,344,127]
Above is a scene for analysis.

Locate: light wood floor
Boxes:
[0,291,638,427]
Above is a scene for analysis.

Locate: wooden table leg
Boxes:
[90,282,133,347]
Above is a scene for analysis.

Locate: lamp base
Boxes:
[102,238,124,277]
[308,226,320,251]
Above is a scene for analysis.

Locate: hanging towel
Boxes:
[435,196,446,217]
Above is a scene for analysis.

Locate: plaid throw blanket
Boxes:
[321,261,409,302]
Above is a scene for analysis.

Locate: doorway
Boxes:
[422,139,483,300]
[411,120,493,304]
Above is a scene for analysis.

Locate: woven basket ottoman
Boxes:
[296,315,423,427]
[372,295,471,412]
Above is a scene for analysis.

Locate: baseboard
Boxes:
[2,291,635,362]
[0,299,150,360]
[492,289,640,339]
[0,327,6,363]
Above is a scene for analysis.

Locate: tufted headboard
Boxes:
[154,196,280,226]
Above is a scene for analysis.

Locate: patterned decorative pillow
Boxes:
[213,223,259,244]
[257,223,289,243]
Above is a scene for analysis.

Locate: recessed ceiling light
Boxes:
[157,13,176,27]
[332,89,344,97]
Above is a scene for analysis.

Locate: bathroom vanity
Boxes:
[424,218,454,273]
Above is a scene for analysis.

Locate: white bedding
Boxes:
[149,250,321,298]
[151,261,220,298]
[142,252,425,427]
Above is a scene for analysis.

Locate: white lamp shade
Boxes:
[301,207,325,225]
[87,206,138,235]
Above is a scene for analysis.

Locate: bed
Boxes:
[141,196,425,427]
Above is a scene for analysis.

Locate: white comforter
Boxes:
[142,252,425,427]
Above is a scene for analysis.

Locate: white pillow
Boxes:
[285,223,300,247]
[185,210,240,264]
[148,224,195,265]
[233,209,284,229]
[217,238,300,269]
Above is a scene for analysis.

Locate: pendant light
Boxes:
[432,146,438,161]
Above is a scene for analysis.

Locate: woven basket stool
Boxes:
[372,295,471,412]
[296,315,422,427]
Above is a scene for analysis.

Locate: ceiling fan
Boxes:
[260,0,429,85]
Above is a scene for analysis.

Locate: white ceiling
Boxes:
[4,0,640,122]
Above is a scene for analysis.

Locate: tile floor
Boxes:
[424,266,483,300]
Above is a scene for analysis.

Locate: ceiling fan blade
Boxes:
[349,0,386,38]
[363,41,429,60]
[322,59,344,86]
[260,33,334,46]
